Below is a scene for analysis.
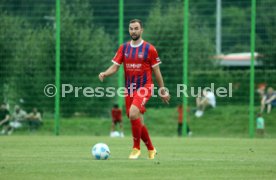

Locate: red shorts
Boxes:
[125,85,152,117]
[112,119,122,124]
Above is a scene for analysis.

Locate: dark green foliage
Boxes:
[0,0,116,116]
[256,0,276,68]
[221,7,251,53]
[0,0,275,117]
[144,2,215,107]
[0,12,35,105]
[59,0,116,116]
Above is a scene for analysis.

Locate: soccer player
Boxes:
[256,113,265,137]
[99,19,170,159]
[195,89,216,118]
[177,104,192,137]
[110,104,124,137]
[261,87,276,114]
[0,103,11,135]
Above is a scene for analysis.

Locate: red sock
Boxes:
[141,125,154,150]
[131,118,142,150]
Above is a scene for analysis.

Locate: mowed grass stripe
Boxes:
[0,136,276,179]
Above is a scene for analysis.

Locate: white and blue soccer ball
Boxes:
[91,143,110,160]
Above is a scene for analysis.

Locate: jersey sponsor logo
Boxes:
[126,63,142,69]
[138,52,144,58]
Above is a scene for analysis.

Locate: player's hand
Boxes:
[160,89,170,104]
[98,72,106,82]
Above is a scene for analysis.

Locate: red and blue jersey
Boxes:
[112,40,161,93]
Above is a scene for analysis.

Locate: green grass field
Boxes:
[14,106,276,138]
[1,136,276,179]
[2,106,275,179]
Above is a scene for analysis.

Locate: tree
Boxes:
[12,27,55,112]
[0,12,27,104]
[0,0,118,117]
[256,0,276,68]
[144,1,215,106]
[221,7,251,53]
[59,0,116,116]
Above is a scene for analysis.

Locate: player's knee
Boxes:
[129,106,140,120]
[129,111,139,120]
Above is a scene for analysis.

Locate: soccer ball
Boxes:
[91,143,110,160]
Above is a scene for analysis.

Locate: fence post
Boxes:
[55,0,61,136]
[118,0,124,109]
[183,0,189,137]
[249,0,256,138]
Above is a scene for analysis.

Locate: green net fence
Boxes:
[0,0,275,137]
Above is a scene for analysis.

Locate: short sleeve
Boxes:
[112,45,124,66]
[149,46,161,68]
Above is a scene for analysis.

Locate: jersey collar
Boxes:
[130,40,144,47]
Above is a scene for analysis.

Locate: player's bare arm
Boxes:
[266,95,276,104]
[0,114,9,126]
[99,64,120,82]
[152,65,170,104]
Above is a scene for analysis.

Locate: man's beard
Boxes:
[131,34,140,41]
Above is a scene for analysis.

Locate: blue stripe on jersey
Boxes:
[138,44,143,58]
[127,76,131,94]
[126,44,131,58]
[127,76,130,89]
[143,43,150,61]
[142,72,147,86]
[131,75,135,87]
[125,77,127,87]
[131,47,137,59]
[123,43,127,54]
[127,75,135,94]
[136,75,141,90]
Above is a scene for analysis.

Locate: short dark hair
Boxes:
[129,19,143,28]
[113,104,119,108]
